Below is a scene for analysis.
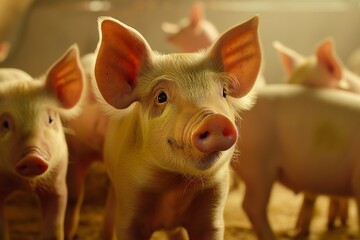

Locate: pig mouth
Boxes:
[196,152,222,170]
[167,137,222,170]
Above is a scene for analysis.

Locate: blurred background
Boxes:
[0,0,359,83]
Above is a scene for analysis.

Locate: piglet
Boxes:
[275,39,360,235]
[94,15,261,239]
[232,83,360,240]
[0,45,84,240]
[274,39,360,92]
[161,2,219,52]
[63,52,111,240]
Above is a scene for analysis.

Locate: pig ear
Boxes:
[316,39,342,80]
[45,44,84,109]
[95,17,152,109]
[0,41,10,62]
[273,41,304,76]
[190,2,203,27]
[161,22,180,34]
[208,16,261,98]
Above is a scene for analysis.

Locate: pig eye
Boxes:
[0,114,12,134]
[157,91,168,104]
[2,120,9,129]
[48,116,53,124]
[223,88,227,98]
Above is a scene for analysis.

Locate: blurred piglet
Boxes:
[233,64,360,239]
[0,45,84,239]
[161,3,219,52]
[274,39,360,92]
[94,16,261,239]
[274,39,360,236]
[63,53,111,239]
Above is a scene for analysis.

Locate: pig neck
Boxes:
[146,167,224,193]
[134,167,228,231]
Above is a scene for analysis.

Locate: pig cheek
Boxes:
[42,113,65,160]
[0,135,16,170]
[0,117,17,168]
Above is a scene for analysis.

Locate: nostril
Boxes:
[199,131,209,139]
[192,114,237,153]
[223,128,234,137]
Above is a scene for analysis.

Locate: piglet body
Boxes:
[233,84,360,240]
[63,53,111,240]
[0,45,84,240]
[275,39,360,235]
[94,16,261,239]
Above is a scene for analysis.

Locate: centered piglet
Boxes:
[0,45,84,240]
[94,16,261,239]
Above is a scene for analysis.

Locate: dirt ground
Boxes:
[5,163,359,239]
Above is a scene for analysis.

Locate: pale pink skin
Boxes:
[94,16,261,239]
[162,3,219,52]
[275,39,360,236]
[0,45,84,240]
[63,53,112,240]
[233,84,360,240]
[274,39,360,92]
[0,41,10,62]
[348,48,360,76]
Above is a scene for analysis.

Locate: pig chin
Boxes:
[195,152,222,170]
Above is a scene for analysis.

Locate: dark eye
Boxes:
[0,114,12,134]
[157,91,168,104]
[2,120,9,129]
[223,88,227,98]
[48,115,53,124]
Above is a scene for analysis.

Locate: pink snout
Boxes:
[192,114,238,153]
[16,150,49,177]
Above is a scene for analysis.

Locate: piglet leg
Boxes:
[327,197,348,229]
[0,198,9,240]
[101,185,116,240]
[241,174,276,240]
[295,193,316,237]
[36,181,67,240]
[65,156,95,239]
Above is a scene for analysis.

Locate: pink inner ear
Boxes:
[278,52,297,76]
[94,18,151,109]
[316,40,342,80]
[46,46,84,109]
[209,16,261,98]
[273,41,303,76]
[190,3,203,26]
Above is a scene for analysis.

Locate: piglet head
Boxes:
[0,45,84,178]
[161,3,219,52]
[94,16,261,175]
[274,39,344,89]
